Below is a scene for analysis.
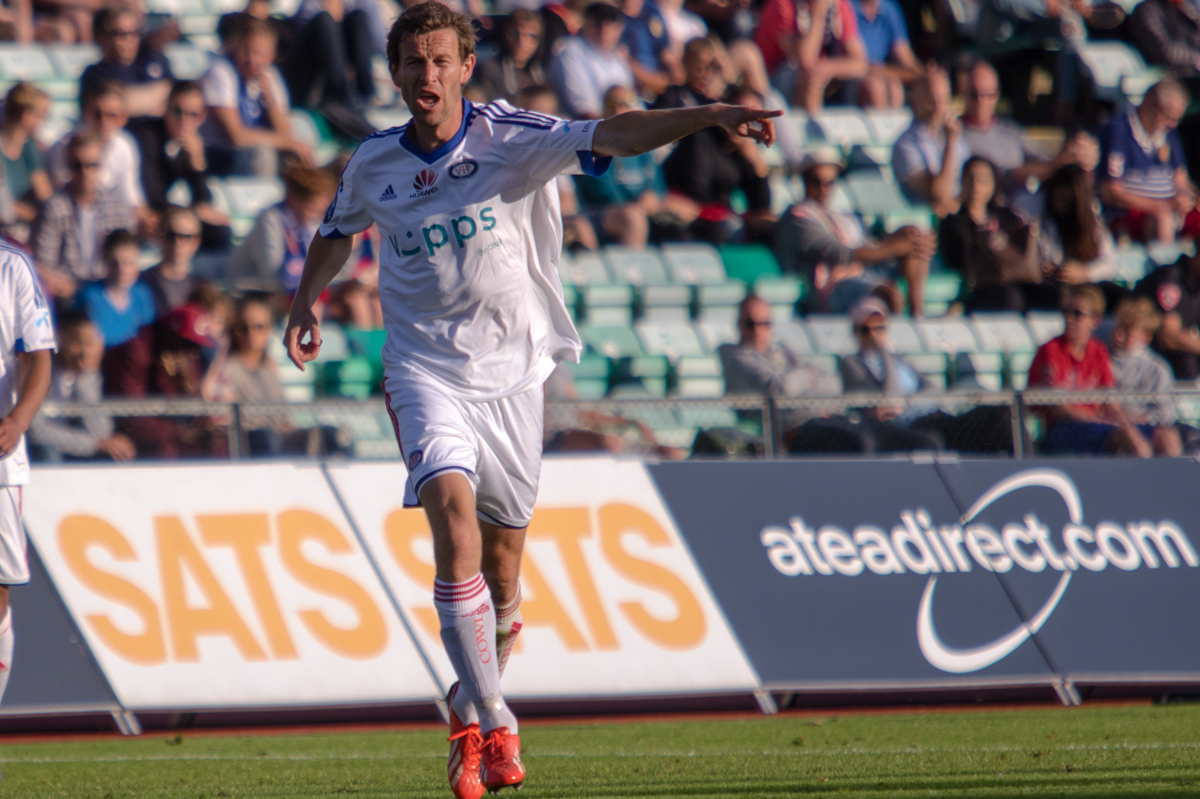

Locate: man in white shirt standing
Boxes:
[0,239,55,705]
[283,3,779,797]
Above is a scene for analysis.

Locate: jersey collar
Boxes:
[400,99,474,165]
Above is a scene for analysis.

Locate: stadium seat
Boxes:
[953,352,1004,391]
[206,0,245,12]
[775,320,814,354]
[581,284,634,325]
[806,109,873,148]
[47,45,101,80]
[147,0,206,13]
[920,273,963,315]
[806,315,858,355]
[641,285,692,322]
[320,357,374,399]
[905,352,949,388]
[1026,311,1064,345]
[613,355,669,396]
[971,313,1036,353]
[693,319,737,351]
[163,43,212,80]
[0,46,56,82]
[1078,41,1159,104]
[661,243,727,284]
[223,177,285,219]
[918,319,980,353]
[1009,350,1036,389]
[752,276,803,311]
[697,282,748,319]
[844,174,910,217]
[636,322,705,358]
[564,355,610,399]
[887,318,925,353]
[719,245,781,283]
[1113,245,1151,284]
[604,246,670,285]
[579,325,645,358]
[559,250,613,285]
[864,108,913,146]
[880,209,934,233]
[827,179,857,214]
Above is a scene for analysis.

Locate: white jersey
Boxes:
[0,241,57,486]
[319,99,607,400]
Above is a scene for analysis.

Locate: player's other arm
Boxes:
[590,104,783,158]
[0,348,51,456]
[283,233,355,370]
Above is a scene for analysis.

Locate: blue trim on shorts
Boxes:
[476,507,529,530]
[413,466,477,500]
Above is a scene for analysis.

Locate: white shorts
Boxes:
[383,376,544,529]
[0,487,27,584]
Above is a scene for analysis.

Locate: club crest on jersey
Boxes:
[379,184,397,201]
[411,169,439,199]
[449,159,479,180]
[408,450,423,470]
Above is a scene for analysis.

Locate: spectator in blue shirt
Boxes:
[852,0,920,108]
[619,0,681,97]
[1098,78,1200,245]
[80,8,173,120]
[76,229,156,348]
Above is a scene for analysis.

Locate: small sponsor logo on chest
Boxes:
[410,169,439,199]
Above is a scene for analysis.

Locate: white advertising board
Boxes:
[327,456,759,698]
[23,463,439,710]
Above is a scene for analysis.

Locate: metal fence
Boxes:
[33,388,1200,462]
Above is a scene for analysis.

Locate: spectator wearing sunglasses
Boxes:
[33,132,135,302]
[719,294,839,397]
[79,8,173,120]
[135,82,233,252]
[142,206,203,316]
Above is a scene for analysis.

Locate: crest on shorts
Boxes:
[408,450,423,470]
[1158,282,1182,312]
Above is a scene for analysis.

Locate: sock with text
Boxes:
[494,585,523,679]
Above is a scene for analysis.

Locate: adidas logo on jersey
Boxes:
[410,169,439,199]
[379,184,397,201]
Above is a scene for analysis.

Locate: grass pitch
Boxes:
[2,703,1199,798]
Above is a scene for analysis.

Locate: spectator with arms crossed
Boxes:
[282,4,780,797]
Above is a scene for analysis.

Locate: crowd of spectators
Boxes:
[5,0,1200,461]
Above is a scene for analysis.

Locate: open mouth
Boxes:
[415,89,441,112]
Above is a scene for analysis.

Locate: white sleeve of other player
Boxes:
[481,101,612,185]
[318,149,372,239]
[7,249,56,353]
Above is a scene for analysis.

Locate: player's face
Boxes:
[395,29,476,130]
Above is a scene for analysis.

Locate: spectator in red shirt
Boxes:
[755,0,867,112]
[1027,284,1151,456]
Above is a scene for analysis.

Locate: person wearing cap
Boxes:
[774,146,935,317]
[101,299,229,459]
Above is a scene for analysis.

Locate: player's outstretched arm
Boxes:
[590,104,784,159]
[0,349,50,457]
[283,232,354,371]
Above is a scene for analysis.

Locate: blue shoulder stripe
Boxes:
[0,240,47,310]
[477,108,556,130]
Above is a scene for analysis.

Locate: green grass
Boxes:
[2,704,1200,797]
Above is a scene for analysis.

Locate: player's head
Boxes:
[1112,296,1162,353]
[387,2,477,129]
[103,229,141,290]
[56,311,104,372]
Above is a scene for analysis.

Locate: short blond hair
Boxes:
[1114,296,1163,336]
[1062,283,1106,317]
[4,82,47,125]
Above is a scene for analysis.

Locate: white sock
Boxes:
[0,607,13,704]
[434,574,517,735]
[494,586,523,679]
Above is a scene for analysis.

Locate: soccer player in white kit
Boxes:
[283,3,779,795]
[0,240,55,707]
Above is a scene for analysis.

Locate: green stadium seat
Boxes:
[693,319,737,352]
[344,328,387,384]
[47,45,101,80]
[613,355,669,397]
[1026,311,1064,345]
[753,276,803,306]
[918,319,979,353]
[148,0,207,13]
[561,284,578,321]
[1009,351,1036,389]
[806,109,873,148]
[697,282,748,318]
[1078,41,1160,105]
[970,313,1036,353]
[321,357,375,399]
[560,250,613,285]
[179,14,219,35]
[661,243,727,284]
[582,284,634,325]
[604,246,670,285]
[637,322,705,358]
[572,379,608,400]
[579,325,645,358]
[880,209,934,233]
[223,177,285,219]
[887,318,925,353]
[163,43,212,80]
[805,315,858,355]
[0,46,56,82]
[953,352,1004,391]
[864,108,913,146]
[641,285,692,322]
[920,273,963,315]
[775,320,814,355]
[844,174,909,216]
[906,353,949,388]
[719,244,780,283]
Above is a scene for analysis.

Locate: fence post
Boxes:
[228,403,243,460]
[1010,392,1026,460]
[762,396,783,459]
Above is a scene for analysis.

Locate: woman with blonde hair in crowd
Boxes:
[0,82,51,231]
